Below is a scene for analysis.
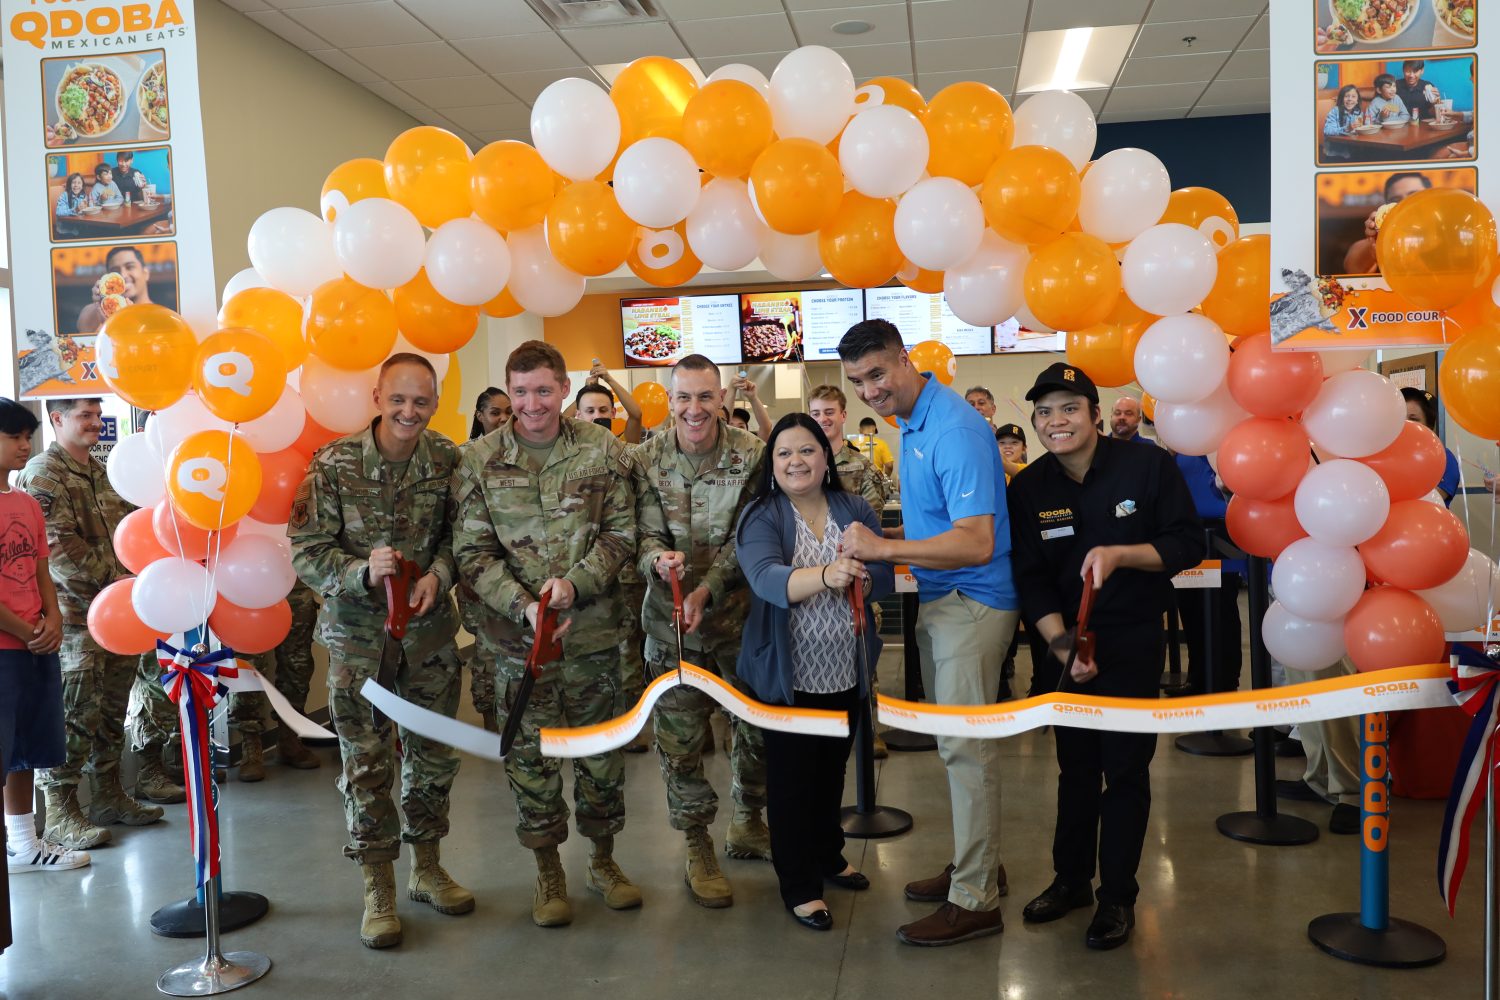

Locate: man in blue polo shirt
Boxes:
[837,319,1018,947]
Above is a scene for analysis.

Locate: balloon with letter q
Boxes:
[167,430,263,531]
[193,329,287,424]
[98,304,198,411]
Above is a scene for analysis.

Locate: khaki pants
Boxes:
[1302,658,1361,807]
[915,590,1018,912]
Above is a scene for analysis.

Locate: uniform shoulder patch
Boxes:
[288,480,313,530]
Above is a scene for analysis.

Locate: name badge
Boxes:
[1041,526,1075,540]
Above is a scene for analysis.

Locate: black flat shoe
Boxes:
[792,907,832,931]
[1022,879,1095,924]
[1085,902,1134,950]
[1329,803,1360,835]
[1275,778,1325,803]
[827,871,870,891]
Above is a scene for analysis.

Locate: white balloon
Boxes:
[758,230,823,281]
[1078,147,1171,244]
[687,178,767,271]
[1314,349,1370,376]
[301,356,378,433]
[1293,459,1390,546]
[1270,538,1367,622]
[247,207,341,299]
[1013,90,1097,170]
[1416,548,1498,633]
[235,517,291,547]
[1302,369,1405,458]
[134,557,216,634]
[768,45,856,144]
[1152,386,1248,456]
[894,177,984,272]
[239,385,306,454]
[613,139,702,229]
[1263,601,1349,672]
[391,333,450,383]
[332,197,426,291]
[943,231,1028,328]
[212,534,296,609]
[221,267,267,305]
[840,105,928,199]
[1133,314,1230,404]
[506,225,586,318]
[425,218,510,306]
[531,77,621,182]
[145,394,232,462]
[106,433,166,508]
[1421,488,1447,505]
[1120,223,1218,316]
[707,63,771,100]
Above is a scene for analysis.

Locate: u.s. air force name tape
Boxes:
[220,668,335,741]
[360,662,1450,761]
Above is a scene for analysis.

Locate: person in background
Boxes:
[994,422,1031,700]
[965,387,998,428]
[1367,73,1410,122]
[228,581,323,780]
[730,374,773,443]
[113,150,142,203]
[564,361,644,444]
[88,164,121,208]
[459,387,511,733]
[734,413,893,931]
[1396,60,1436,122]
[854,417,896,478]
[469,387,511,440]
[1401,387,1461,505]
[730,408,751,431]
[1109,396,1151,444]
[1170,453,1243,697]
[1345,172,1432,274]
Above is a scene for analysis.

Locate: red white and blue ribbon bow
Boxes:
[1438,644,1500,916]
[157,640,239,887]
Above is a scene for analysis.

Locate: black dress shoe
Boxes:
[827,870,870,891]
[1022,879,1095,924]
[1329,803,1360,835]
[1275,737,1306,758]
[1275,778,1326,803]
[1085,901,1134,950]
[791,907,832,931]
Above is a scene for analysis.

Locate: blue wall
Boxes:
[1095,114,1270,222]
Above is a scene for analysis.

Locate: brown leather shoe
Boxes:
[896,902,1004,947]
[903,863,1008,902]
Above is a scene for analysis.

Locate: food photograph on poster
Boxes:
[1317,0,1477,52]
[51,242,179,336]
[42,50,170,148]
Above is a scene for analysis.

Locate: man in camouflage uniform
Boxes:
[458,422,505,734]
[632,354,767,907]
[453,340,639,929]
[17,399,181,851]
[228,580,322,780]
[288,354,472,950]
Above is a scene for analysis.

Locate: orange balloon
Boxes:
[1225,493,1307,560]
[899,263,944,294]
[113,507,170,575]
[1344,587,1446,673]
[306,277,399,371]
[907,340,955,385]
[1360,500,1469,591]
[88,578,168,655]
[219,287,307,370]
[1217,417,1310,501]
[320,157,389,224]
[1159,187,1240,251]
[1225,331,1323,418]
[857,76,926,116]
[1446,273,1500,334]
[383,126,474,229]
[471,140,558,233]
[1361,421,1448,502]
[612,56,698,150]
[1201,234,1270,336]
[545,180,635,277]
[924,82,1014,187]
[883,414,898,429]
[633,381,669,429]
[1439,324,1500,438]
[483,286,525,319]
[293,412,341,459]
[750,139,843,236]
[628,223,703,287]
[1141,393,1156,421]
[682,80,774,179]
[209,597,291,655]
[394,270,480,354]
[1066,320,1147,388]
[981,145,1080,246]
[193,329,287,424]
[151,496,239,562]
[250,448,309,524]
[819,192,903,289]
[166,431,263,531]
[1377,187,1498,311]
[610,416,627,437]
[99,304,197,411]
[1023,233,1121,331]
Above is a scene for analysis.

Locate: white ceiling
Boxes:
[220,0,1270,149]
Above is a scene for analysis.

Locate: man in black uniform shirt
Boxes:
[1005,363,1200,951]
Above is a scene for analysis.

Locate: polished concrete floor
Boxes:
[0,644,1485,1000]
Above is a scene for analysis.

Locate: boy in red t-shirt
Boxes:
[0,398,86,872]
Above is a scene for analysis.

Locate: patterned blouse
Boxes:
[788,505,856,694]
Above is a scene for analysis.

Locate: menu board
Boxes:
[863,286,992,355]
[621,294,741,368]
[740,288,864,363]
[993,317,1065,354]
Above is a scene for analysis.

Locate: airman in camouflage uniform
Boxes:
[457,433,499,732]
[228,579,322,779]
[633,354,767,907]
[287,354,472,950]
[452,340,639,928]
[16,399,178,851]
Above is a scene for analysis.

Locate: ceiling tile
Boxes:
[398,74,519,108]
[695,51,787,75]
[1099,107,1190,123]
[914,35,1022,74]
[395,0,548,36]
[473,129,534,144]
[1245,13,1270,47]
[362,79,427,112]
[284,1,435,48]
[346,41,483,80]
[1105,81,1208,112]
[559,22,688,63]
[1028,0,1149,32]
[919,67,1018,100]
[675,13,797,58]
[1131,17,1256,57]
[657,0,784,17]
[451,31,581,74]
[440,104,535,133]
[790,4,911,47]
[263,0,370,8]
[910,0,1030,40]
[492,65,605,103]
[244,10,330,48]
[1115,52,1229,88]
[786,0,892,8]
[306,48,382,82]
[1149,0,1267,22]
[838,42,913,78]
[1218,47,1268,80]
[1189,103,1270,118]
[1013,88,1108,113]
[220,0,272,12]
[1197,77,1268,106]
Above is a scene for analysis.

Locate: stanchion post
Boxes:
[157,873,271,996]
[1487,746,1497,999]
[881,591,935,753]
[840,690,913,839]
[1177,526,1253,757]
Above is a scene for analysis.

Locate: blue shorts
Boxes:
[0,649,65,773]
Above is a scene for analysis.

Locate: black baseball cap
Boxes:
[995,422,1026,443]
[1025,362,1099,404]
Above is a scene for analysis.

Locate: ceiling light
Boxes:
[1050,28,1092,89]
[1017,24,1136,93]
[831,20,873,35]
[594,56,707,86]
[524,0,663,29]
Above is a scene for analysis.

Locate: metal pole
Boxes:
[1487,743,1497,1000]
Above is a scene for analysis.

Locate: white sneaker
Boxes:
[8,841,91,872]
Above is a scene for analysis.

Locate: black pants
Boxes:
[1175,575,1243,694]
[1052,624,1164,906]
[764,686,858,910]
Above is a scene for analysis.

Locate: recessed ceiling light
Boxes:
[1017,24,1136,93]
[831,19,873,35]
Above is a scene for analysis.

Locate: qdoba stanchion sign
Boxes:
[2,0,216,398]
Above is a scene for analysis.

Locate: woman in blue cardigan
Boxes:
[735,413,894,931]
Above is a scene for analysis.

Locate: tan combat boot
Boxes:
[585,836,642,910]
[42,786,110,849]
[237,734,265,783]
[89,770,164,826]
[873,730,889,760]
[408,841,475,915]
[724,806,772,861]
[532,846,572,927]
[276,729,320,770]
[684,826,733,908]
[360,862,402,948]
[136,755,187,804]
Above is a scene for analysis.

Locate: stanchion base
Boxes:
[840,805,914,839]
[1175,731,1254,757]
[1307,913,1446,968]
[880,728,936,753]
[157,950,271,996]
[151,892,269,939]
[1216,810,1321,846]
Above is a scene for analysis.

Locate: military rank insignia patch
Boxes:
[289,481,312,530]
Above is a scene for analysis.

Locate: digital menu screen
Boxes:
[862,287,991,356]
[621,294,742,368]
[993,317,1065,354]
[738,289,864,364]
